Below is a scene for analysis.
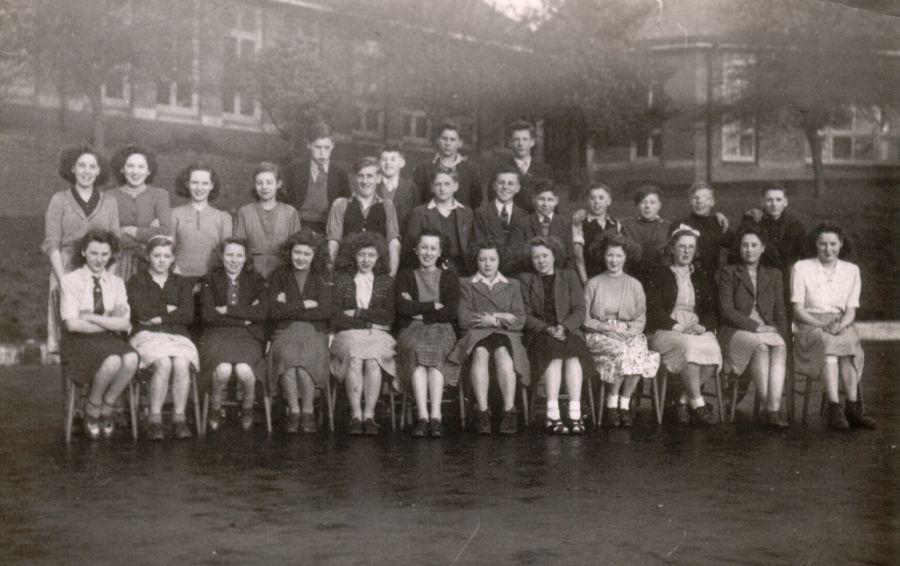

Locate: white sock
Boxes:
[689,397,706,409]
[679,393,689,404]
[606,395,619,409]
[568,400,581,420]
[546,400,560,420]
[618,396,631,410]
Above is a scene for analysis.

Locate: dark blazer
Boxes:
[394,268,460,329]
[732,210,806,281]
[509,213,575,266]
[645,264,717,334]
[516,269,585,337]
[674,212,733,278]
[405,204,475,270]
[473,200,528,248]
[331,273,395,332]
[285,159,351,221]
[413,158,483,210]
[717,263,787,340]
[497,156,552,213]
[266,264,332,333]
[200,268,269,342]
[127,270,195,337]
[378,177,417,235]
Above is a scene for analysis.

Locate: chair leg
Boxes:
[656,370,669,425]
[714,372,725,424]
[389,385,396,431]
[326,379,335,432]
[519,386,529,426]
[587,374,596,426]
[650,376,661,426]
[801,373,812,425]
[528,383,537,426]
[263,389,272,434]
[400,391,408,430]
[64,379,77,443]
[191,373,203,437]
[201,392,209,436]
[597,382,606,427]
[458,386,466,430]
[127,382,139,440]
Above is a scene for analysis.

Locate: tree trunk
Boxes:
[89,89,105,153]
[804,126,826,199]
[55,78,68,132]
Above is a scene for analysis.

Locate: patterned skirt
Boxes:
[397,321,459,387]
[330,328,397,385]
[585,332,660,383]
[130,330,199,372]
[649,330,722,375]
[794,313,864,379]
[269,321,330,391]
[721,328,785,376]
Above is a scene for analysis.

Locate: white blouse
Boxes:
[354,272,374,309]
[60,266,130,323]
[791,258,860,314]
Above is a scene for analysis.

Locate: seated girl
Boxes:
[583,235,660,428]
[235,162,302,278]
[267,229,332,434]
[396,230,461,437]
[405,170,474,273]
[718,227,788,428]
[330,232,397,435]
[792,223,874,430]
[199,238,268,432]
[645,226,722,426]
[517,236,593,434]
[448,240,529,435]
[127,235,199,440]
[59,230,138,440]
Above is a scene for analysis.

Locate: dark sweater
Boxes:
[127,270,195,337]
[200,269,269,342]
[266,264,332,332]
[330,273,395,331]
[645,264,718,334]
[394,268,460,329]
[674,212,732,277]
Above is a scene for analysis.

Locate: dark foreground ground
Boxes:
[0,345,897,565]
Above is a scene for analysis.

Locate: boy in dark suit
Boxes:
[504,119,552,213]
[378,144,416,235]
[412,120,484,209]
[509,179,574,268]
[285,121,351,234]
[473,164,528,249]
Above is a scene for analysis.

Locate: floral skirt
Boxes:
[330,328,397,385]
[649,330,722,375]
[794,313,864,379]
[397,322,459,387]
[586,332,660,383]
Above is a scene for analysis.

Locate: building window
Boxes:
[351,40,384,137]
[294,17,320,53]
[222,6,260,119]
[819,106,899,164]
[354,103,384,136]
[722,118,755,162]
[157,36,198,111]
[102,67,130,103]
[631,87,662,161]
[402,110,431,142]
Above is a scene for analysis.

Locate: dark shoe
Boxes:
[83,415,101,441]
[147,421,165,441]
[207,408,224,432]
[285,412,301,434]
[545,418,570,435]
[569,417,586,435]
[347,418,363,435]
[240,409,254,431]
[691,405,715,426]
[605,407,621,427]
[363,418,379,435]
[100,416,115,439]
[429,418,443,437]
[620,408,634,428]
[499,410,518,435]
[766,410,788,429]
[827,402,850,430]
[300,412,318,434]
[845,400,876,429]
[476,410,492,435]
[676,403,691,425]
[412,419,429,437]
[173,421,193,440]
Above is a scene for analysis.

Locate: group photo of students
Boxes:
[43,117,877,442]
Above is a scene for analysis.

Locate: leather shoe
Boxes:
[498,410,518,435]
[766,411,788,429]
[476,410,491,435]
[827,402,850,430]
[676,403,691,425]
[844,400,876,429]
[605,407,621,427]
[347,418,363,435]
[412,419,429,437]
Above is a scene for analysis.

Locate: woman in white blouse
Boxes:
[791,223,874,430]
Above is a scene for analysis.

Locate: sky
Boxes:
[487,0,546,21]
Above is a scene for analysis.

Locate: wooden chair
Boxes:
[527,371,597,428]
[200,342,274,435]
[399,384,467,431]
[605,372,666,427]
[649,366,726,425]
[132,366,203,437]
[328,370,399,431]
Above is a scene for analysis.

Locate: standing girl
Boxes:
[170,162,232,282]
[235,162,301,278]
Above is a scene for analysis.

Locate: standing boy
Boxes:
[377,144,416,235]
[674,181,732,280]
[473,165,529,249]
[509,179,574,268]
[412,120,484,210]
[504,119,552,213]
[285,121,351,234]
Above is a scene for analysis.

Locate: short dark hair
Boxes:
[335,232,389,275]
[585,183,612,201]
[588,233,640,271]
[435,120,461,139]
[761,183,788,197]
[110,144,159,186]
[430,167,459,185]
[146,234,176,256]
[736,225,768,247]
[250,161,286,201]
[633,184,662,206]
[808,221,852,258]
[279,229,329,274]
[74,229,119,267]
[531,178,557,198]
[508,119,536,138]
[175,162,221,201]
[525,236,565,270]
[688,180,713,196]
[354,156,381,174]
[490,164,523,188]
[468,238,503,274]
[414,228,446,254]
[213,237,254,273]
[58,144,110,186]
[307,121,334,143]
[379,143,405,158]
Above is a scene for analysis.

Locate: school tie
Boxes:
[500,206,510,226]
[314,163,327,193]
[540,215,551,237]
[92,276,104,315]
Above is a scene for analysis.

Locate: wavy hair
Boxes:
[334,232,389,275]
[58,144,110,186]
[279,229,329,274]
[110,144,159,186]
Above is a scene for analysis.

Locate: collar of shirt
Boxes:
[472,272,508,288]
[79,265,112,284]
[381,177,399,193]
[586,212,612,225]
[352,193,384,208]
[495,200,512,217]
[513,155,531,173]
[311,161,329,177]
[539,212,554,222]
[427,198,464,210]
[433,153,464,168]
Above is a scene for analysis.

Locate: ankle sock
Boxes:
[546,400,560,420]
[606,395,619,409]
[618,396,630,410]
[689,397,706,409]
[148,413,163,425]
[568,400,581,420]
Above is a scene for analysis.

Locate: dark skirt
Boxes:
[269,321,330,392]
[527,332,593,379]
[61,331,135,386]
[199,327,266,390]
[473,333,513,354]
